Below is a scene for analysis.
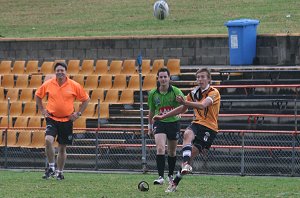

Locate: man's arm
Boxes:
[69,98,90,121]
[36,96,50,117]
[176,95,212,110]
[153,105,188,121]
[148,110,155,137]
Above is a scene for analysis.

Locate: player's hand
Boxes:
[148,129,154,138]
[69,112,80,121]
[41,109,50,118]
[152,115,163,122]
[176,95,186,105]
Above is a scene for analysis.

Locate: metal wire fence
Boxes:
[1,126,300,176]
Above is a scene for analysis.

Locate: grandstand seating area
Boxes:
[0,59,300,176]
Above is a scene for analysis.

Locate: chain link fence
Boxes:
[1,125,300,176]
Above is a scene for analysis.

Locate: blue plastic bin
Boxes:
[224,19,260,65]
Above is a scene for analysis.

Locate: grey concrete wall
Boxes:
[0,34,299,66]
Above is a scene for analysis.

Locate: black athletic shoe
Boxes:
[56,172,65,180]
[42,168,55,179]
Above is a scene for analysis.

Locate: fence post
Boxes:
[240,132,245,176]
[95,98,101,170]
[4,98,11,168]
[137,54,147,173]
[291,99,298,176]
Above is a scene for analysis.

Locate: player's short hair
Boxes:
[54,62,67,71]
[157,67,170,76]
[196,68,211,83]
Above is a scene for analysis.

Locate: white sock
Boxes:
[49,163,55,171]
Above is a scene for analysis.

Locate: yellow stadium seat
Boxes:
[40,61,54,74]
[15,74,29,88]
[67,60,80,75]
[150,59,164,75]
[28,75,42,88]
[127,75,140,90]
[0,131,17,147]
[90,89,104,103]
[26,131,45,148]
[119,90,134,104]
[99,103,109,119]
[121,59,137,75]
[0,116,13,128]
[142,59,151,76]
[142,75,157,90]
[19,88,34,102]
[85,75,99,90]
[6,88,20,102]
[0,61,12,74]
[0,101,9,117]
[111,75,127,90]
[79,60,94,75]
[98,75,112,90]
[22,102,37,116]
[103,90,119,104]
[9,101,23,117]
[71,75,85,87]
[94,60,108,76]
[25,60,39,74]
[0,87,4,101]
[1,74,15,88]
[28,117,43,128]
[12,61,26,75]
[166,58,181,76]
[108,60,122,75]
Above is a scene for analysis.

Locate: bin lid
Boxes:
[224,18,260,27]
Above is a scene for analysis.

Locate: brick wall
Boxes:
[0,34,299,66]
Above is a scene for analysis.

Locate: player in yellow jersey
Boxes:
[153,68,221,192]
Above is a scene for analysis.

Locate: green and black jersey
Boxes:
[148,85,184,122]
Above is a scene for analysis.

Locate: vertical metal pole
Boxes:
[95,98,100,170]
[137,54,147,172]
[241,132,245,176]
[4,98,10,168]
[291,99,297,176]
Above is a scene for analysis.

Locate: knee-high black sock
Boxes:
[156,155,165,178]
[167,156,176,176]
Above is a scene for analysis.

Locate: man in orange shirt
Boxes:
[36,62,90,180]
[153,68,221,192]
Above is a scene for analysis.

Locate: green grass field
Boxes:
[0,0,299,38]
[1,170,300,198]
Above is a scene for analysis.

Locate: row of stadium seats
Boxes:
[0,59,180,76]
[0,101,110,118]
[0,87,135,103]
[0,74,157,90]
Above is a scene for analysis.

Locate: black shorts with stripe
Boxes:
[187,123,217,151]
[45,117,73,145]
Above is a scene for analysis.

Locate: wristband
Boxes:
[148,124,153,131]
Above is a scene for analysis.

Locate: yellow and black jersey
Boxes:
[186,85,221,132]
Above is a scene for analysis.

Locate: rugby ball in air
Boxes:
[153,0,169,20]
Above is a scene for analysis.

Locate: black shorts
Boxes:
[153,121,180,140]
[45,117,74,145]
[187,123,217,151]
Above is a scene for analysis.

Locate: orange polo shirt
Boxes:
[35,77,89,122]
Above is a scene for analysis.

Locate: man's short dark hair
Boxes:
[54,62,67,71]
[157,67,170,76]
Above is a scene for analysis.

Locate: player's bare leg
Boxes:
[56,144,67,180]
[43,135,55,179]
